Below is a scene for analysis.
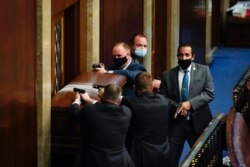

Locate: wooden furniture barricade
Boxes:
[226,107,250,167]
[51,72,127,166]
[226,107,237,167]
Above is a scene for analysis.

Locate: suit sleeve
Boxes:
[159,71,180,116]
[111,62,146,81]
[68,103,82,120]
[189,66,215,111]
[159,71,179,108]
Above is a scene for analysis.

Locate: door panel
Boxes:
[0,0,37,166]
[180,0,206,64]
[100,0,143,66]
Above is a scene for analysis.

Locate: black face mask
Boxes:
[113,57,127,67]
[178,59,192,69]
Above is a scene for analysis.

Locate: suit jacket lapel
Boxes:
[173,67,180,101]
[189,63,197,98]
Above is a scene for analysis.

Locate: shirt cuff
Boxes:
[72,100,81,105]
[107,70,113,73]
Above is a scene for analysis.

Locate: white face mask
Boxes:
[134,48,147,58]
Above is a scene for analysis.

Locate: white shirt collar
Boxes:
[179,64,192,73]
[122,59,132,70]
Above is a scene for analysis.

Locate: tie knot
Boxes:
[184,70,188,73]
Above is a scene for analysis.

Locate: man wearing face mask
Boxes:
[95,42,146,97]
[159,43,215,167]
[130,33,161,91]
[130,33,148,64]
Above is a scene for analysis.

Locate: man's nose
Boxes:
[183,56,189,60]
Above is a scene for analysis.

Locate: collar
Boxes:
[179,64,192,72]
[122,59,132,70]
[138,91,154,97]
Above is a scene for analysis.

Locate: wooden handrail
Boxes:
[232,66,250,113]
[180,113,224,167]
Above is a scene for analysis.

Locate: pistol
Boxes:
[174,103,182,119]
[92,63,104,69]
[92,84,105,89]
[73,88,86,94]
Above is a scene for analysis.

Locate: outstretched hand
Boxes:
[175,101,191,117]
[98,87,104,98]
[74,92,81,104]
[80,92,91,102]
[93,63,106,73]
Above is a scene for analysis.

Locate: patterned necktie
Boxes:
[181,70,189,102]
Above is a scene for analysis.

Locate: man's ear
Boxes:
[191,54,195,61]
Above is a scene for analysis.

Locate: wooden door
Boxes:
[212,0,223,47]
[180,0,206,64]
[100,0,143,66]
[0,0,37,166]
[153,0,168,78]
[51,1,80,96]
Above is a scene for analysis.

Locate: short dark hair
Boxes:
[102,84,122,100]
[130,33,147,45]
[135,72,152,91]
[177,43,194,55]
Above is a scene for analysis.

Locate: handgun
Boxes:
[174,103,182,119]
[92,63,102,69]
[92,84,105,89]
[73,88,86,94]
[174,102,190,120]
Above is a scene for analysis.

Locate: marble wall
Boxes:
[36,0,51,167]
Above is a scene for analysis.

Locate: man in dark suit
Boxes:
[122,71,171,167]
[159,43,215,167]
[94,42,146,97]
[69,84,134,167]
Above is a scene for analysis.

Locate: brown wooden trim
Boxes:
[52,0,78,16]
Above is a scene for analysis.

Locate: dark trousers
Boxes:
[168,117,200,167]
